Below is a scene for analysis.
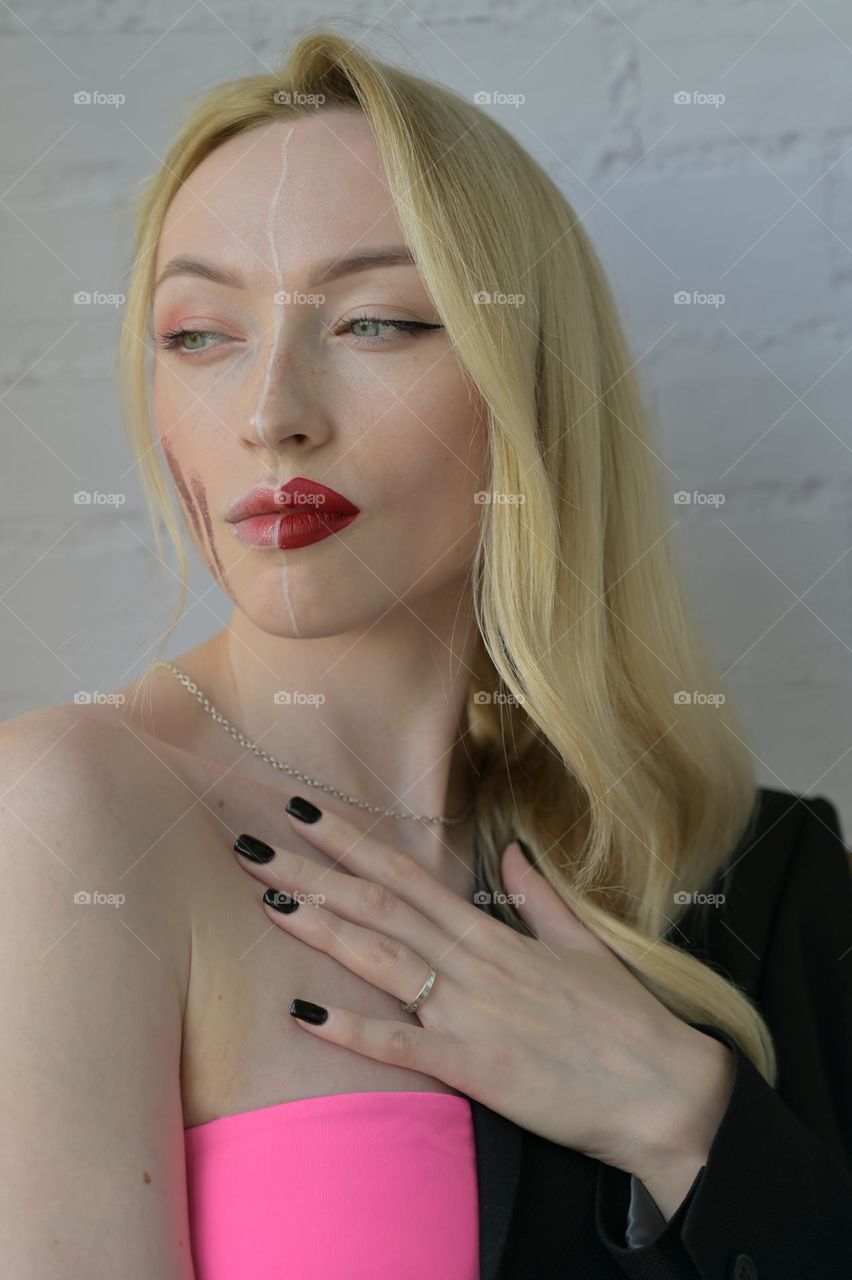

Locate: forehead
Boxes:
[155,110,405,282]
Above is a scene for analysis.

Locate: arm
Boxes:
[0,707,196,1278]
[595,795,852,1277]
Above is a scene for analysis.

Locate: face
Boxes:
[150,109,488,638]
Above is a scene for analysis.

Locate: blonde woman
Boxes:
[3,28,851,1280]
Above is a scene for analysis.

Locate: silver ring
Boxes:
[400,962,438,1014]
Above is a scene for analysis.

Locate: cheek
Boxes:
[159,432,205,547]
[380,371,488,500]
[152,348,234,423]
[353,372,488,565]
[156,420,234,592]
[152,364,232,473]
[158,430,201,525]
[152,364,189,458]
[152,359,208,432]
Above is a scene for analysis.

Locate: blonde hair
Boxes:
[119,27,773,1081]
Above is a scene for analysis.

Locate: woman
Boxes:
[2,28,850,1280]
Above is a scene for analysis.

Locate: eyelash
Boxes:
[153,314,442,355]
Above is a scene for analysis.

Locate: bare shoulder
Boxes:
[0,696,193,992]
[1,697,158,802]
[4,693,171,825]
[0,700,195,1277]
[0,695,156,767]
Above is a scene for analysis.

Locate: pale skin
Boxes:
[144,108,733,1223]
[232,802,735,1221]
[150,107,487,883]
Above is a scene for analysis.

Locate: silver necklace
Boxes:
[150,660,475,827]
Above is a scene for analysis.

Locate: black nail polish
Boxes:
[234,834,276,863]
[286,796,322,824]
[263,888,299,914]
[290,998,328,1024]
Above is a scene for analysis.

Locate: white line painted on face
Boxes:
[250,121,296,450]
[249,121,301,636]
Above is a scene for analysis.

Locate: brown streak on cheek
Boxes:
[190,471,232,593]
[161,436,205,549]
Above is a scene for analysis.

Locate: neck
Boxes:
[185,585,484,875]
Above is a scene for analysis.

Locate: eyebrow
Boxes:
[153,246,418,293]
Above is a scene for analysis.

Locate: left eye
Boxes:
[342,316,442,344]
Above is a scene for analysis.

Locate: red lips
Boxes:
[224,477,360,551]
[224,476,359,522]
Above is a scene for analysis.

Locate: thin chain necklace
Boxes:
[150,660,475,827]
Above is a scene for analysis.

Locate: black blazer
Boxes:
[467,786,852,1280]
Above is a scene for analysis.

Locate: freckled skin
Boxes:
[148,111,489,836]
[150,111,488,647]
[250,124,297,452]
[253,126,302,636]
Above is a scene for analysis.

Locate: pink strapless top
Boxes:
[183,1089,480,1280]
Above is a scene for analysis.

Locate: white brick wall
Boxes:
[2,2,851,831]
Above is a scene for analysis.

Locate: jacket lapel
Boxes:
[470,858,524,1280]
[463,792,766,1279]
[470,1096,523,1280]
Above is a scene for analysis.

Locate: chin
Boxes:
[230,579,382,641]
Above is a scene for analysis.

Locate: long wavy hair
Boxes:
[118,27,772,1081]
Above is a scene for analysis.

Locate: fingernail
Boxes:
[234,833,276,863]
[286,796,322,824]
[290,998,327,1024]
[263,888,299,914]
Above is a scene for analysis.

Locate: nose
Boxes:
[237,315,331,454]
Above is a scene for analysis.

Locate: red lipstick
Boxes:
[224,476,360,550]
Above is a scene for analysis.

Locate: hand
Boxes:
[233,798,729,1178]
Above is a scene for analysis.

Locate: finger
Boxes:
[262,889,449,1011]
[282,796,493,943]
[501,841,610,956]
[233,835,454,962]
[288,998,462,1082]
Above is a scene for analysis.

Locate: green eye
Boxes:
[155,327,223,354]
[344,315,443,344]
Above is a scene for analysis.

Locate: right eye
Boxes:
[154,327,226,355]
